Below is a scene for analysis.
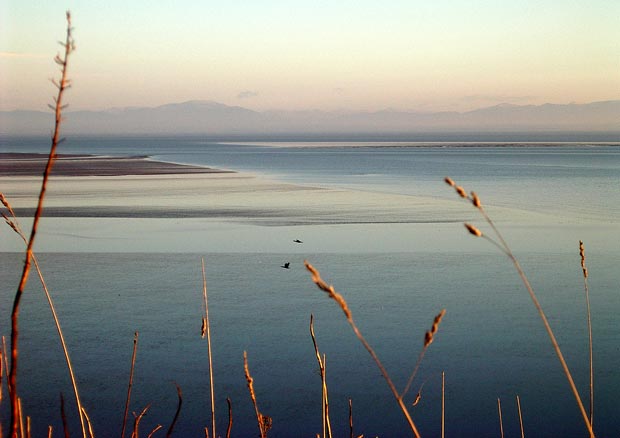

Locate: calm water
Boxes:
[1,135,619,437]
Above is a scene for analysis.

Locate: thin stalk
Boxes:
[580,240,594,428]
[497,398,504,438]
[445,179,594,438]
[201,258,216,438]
[60,394,69,438]
[147,425,163,438]
[441,371,445,438]
[348,399,353,438]
[225,397,233,438]
[166,383,183,438]
[2,196,87,437]
[122,332,139,438]
[131,404,151,438]
[516,395,524,438]
[309,315,332,438]
[243,352,271,438]
[305,261,421,438]
[9,12,74,438]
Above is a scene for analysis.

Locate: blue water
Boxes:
[1,135,619,437]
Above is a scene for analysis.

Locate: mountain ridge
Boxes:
[1,100,618,135]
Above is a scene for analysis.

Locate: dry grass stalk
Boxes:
[445,177,594,438]
[122,332,139,438]
[146,425,163,438]
[81,407,95,438]
[201,258,216,438]
[1,192,88,438]
[441,371,445,438]
[9,12,74,438]
[401,310,446,399]
[516,395,524,438]
[497,398,504,438]
[131,404,151,438]
[166,383,183,438]
[48,425,53,438]
[309,314,332,438]
[225,397,232,438]
[304,261,422,438]
[580,240,594,428]
[243,351,271,438]
[17,398,24,438]
[60,394,69,438]
[348,399,353,438]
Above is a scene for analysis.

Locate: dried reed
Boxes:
[226,397,233,438]
[131,404,151,438]
[147,424,163,438]
[441,371,445,438]
[166,383,183,438]
[243,351,271,438]
[201,257,216,438]
[348,399,353,438]
[445,177,594,437]
[304,261,423,438]
[401,310,446,400]
[60,394,69,438]
[81,407,95,438]
[580,240,594,428]
[516,395,524,438]
[9,11,74,438]
[122,332,139,438]
[497,398,504,438]
[309,314,332,438]
[2,194,88,437]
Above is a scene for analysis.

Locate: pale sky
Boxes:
[1,0,619,112]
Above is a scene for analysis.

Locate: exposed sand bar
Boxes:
[0,153,554,226]
[0,152,228,177]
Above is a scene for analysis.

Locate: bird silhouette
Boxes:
[293,239,303,243]
[281,262,290,269]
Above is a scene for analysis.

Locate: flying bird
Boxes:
[293,239,303,243]
[281,262,290,269]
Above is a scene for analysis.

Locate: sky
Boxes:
[1,0,619,112]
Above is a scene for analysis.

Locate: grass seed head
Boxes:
[444,177,456,187]
[471,191,481,208]
[455,186,467,198]
[464,223,483,237]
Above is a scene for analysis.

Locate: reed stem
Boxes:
[445,178,595,438]
[305,261,421,438]
[122,332,139,438]
[579,240,594,428]
[9,12,74,438]
[201,257,216,438]
[516,395,524,438]
[497,398,504,438]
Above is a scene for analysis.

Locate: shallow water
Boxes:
[1,135,619,437]
[1,251,619,437]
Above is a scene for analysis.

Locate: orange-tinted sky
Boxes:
[1,1,619,112]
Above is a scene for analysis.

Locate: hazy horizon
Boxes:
[2,1,619,114]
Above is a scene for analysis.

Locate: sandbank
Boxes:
[0,152,228,177]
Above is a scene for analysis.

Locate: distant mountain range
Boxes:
[1,100,618,135]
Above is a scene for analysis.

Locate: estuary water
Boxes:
[1,134,619,437]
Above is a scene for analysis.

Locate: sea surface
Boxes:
[1,134,619,437]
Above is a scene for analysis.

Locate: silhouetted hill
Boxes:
[1,100,618,135]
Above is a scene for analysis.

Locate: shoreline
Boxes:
[0,152,230,177]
